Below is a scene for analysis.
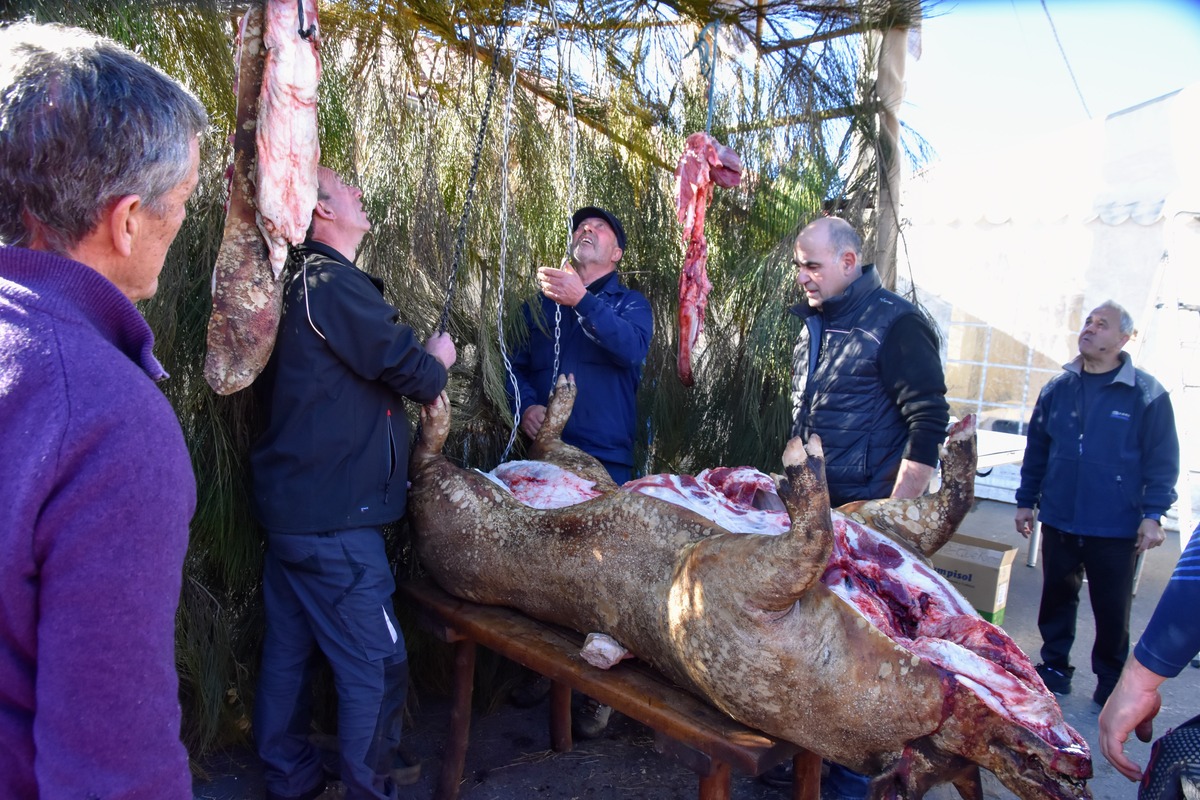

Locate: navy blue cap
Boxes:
[571,206,626,251]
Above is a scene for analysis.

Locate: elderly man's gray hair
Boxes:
[1095,300,1136,336]
[0,21,209,253]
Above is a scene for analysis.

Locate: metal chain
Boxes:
[497,2,536,463]
[685,20,720,134]
[548,0,578,390]
[704,20,719,133]
[438,0,513,335]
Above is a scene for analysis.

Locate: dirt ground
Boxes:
[192,499,1200,799]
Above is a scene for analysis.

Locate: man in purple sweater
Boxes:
[0,21,207,800]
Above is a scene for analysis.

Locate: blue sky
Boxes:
[901,0,1200,165]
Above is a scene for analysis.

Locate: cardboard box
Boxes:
[929,534,1018,625]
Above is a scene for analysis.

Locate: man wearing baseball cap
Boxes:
[509,206,651,485]
[506,206,653,736]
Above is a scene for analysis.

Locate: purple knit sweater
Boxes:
[0,246,196,799]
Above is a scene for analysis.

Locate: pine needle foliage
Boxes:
[4,0,930,757]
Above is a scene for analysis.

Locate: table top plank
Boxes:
[399,577,800,775]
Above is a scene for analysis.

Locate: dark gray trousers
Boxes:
[255,527,408,800]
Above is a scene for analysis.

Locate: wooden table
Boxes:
[398,578,819,800]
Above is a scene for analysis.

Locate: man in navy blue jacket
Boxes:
[1016,300,1179,709]
[509,206,653,484]
[507,207,652,737]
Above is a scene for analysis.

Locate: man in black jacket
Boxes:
[250,166,455,800]
[764,215,950,798]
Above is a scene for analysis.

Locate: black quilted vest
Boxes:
[790,265,916,506]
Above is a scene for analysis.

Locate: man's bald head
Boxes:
[792,216,863,308]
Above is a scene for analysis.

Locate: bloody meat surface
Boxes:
[204,0,321,395]
[674,132,742,387]
[482,426,1088,790]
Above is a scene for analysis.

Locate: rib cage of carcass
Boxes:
[407,376,1092,800]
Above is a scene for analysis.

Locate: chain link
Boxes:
[439,0,513,335]
[548,0,578,391]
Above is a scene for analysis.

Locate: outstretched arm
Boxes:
[1098,657,1165,781]
[1102,526,1200,780]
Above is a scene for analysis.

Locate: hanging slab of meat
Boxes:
[255,0,320,277]
[204,0,320,395]
[408,376,1091,799]
[674,131,742,387]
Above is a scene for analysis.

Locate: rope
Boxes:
[438,0,514,335]
[296,0,316,40]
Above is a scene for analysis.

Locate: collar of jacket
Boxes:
[1063,350,1136,385]
[788,262,881,322]
[586,269,622,296]
[294,239,387,294]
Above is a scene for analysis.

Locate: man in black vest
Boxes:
[790,215,949,506]
[764,215,950,798]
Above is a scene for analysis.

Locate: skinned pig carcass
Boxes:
[407,376,1092,800]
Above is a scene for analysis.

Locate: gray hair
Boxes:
[1094,300,1135,335]
[808,215,862,261]
[0,21,209,253]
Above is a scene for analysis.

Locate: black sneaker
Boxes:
[573,696,613,739]
[1093,683,1115,708]
[1036,663,1073,695]
[758,761,793,788]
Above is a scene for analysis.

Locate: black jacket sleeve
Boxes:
[310,265,447,403]
[879,314,950,467]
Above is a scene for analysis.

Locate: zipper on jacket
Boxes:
[385,409,397,504]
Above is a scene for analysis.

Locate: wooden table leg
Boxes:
[792,750,821,800]
[697,760,731,800]
[549,680,573,752]
[435,639,477,800]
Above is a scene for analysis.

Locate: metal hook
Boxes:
[297,0,316,40]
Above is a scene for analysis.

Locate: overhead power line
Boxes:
[1040,0,1092,118]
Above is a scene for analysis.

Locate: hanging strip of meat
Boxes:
[674,131,742,387]
[255,0,321,279]
[204,0,321,395]
[204,7,272,395]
